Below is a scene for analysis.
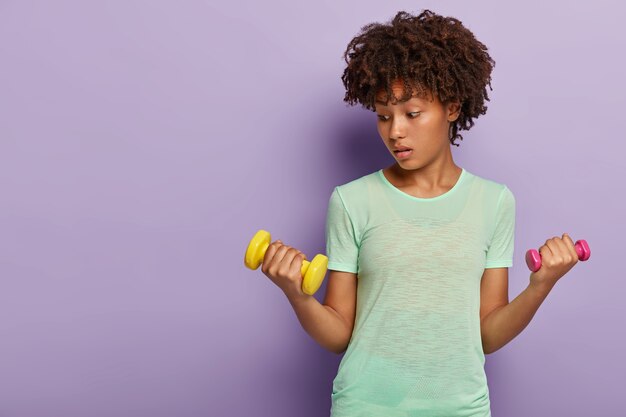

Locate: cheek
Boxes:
[376,123,386,136]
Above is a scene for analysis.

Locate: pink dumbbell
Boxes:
[525,239,591,272]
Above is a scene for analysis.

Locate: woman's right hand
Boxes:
[261,240,309,300]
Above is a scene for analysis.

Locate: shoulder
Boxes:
[465,169,513,203]
[327,170,379,227]
[331,170,378,204]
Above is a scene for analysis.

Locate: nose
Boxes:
[389,117,406,140]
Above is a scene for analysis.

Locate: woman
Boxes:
[261,9,578,416]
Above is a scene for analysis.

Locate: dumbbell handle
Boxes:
[525,239,590,272]
[255,241,314,277]
[244,229,328,295]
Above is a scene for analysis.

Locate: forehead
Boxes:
[375,81,435,105]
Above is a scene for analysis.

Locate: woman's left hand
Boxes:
[529,233,579,290]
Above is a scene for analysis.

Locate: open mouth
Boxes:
[393,149,413,159]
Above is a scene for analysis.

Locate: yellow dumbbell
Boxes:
[244,229,328,295]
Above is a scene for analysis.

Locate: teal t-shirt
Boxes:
[325,167,515,417]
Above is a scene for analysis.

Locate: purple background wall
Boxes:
[0,1,623,416]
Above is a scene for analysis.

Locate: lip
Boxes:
[392,145,412,151]
[393,149,413,159]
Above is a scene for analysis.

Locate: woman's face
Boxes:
[374,79,460,168]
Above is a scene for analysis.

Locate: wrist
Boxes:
[286,290,312,306]
[528,277,555,297]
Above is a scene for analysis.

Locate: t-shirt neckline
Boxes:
[377,167,467,202]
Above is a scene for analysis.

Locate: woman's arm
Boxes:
[288,269,357,354]
[480,233,580,354]
[480,274,553,354]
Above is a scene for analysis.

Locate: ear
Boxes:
[446,100,462,122]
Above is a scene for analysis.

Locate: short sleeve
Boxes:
[325,187,359,273]
[485,186,516,268]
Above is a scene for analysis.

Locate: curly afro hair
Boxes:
[341,9,495,146]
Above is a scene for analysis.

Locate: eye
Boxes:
[376,112,420,121]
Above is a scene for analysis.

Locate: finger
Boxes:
[263,241,286,269]
[545,237,566,264]
[274,244,292,265]
[290,252,306,273]
[551,236,572,262]
[278,247,298,274]
[561,233,579,261]
[262,241,277,261]
[291,250,306,263]
[539,240,553,258]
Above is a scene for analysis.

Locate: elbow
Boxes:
[483,342,502,355]
[332,325,352,355]
[331,343,348,355]
[331,336,351,355]
[481,325,493,355]
[482,338,494,355]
